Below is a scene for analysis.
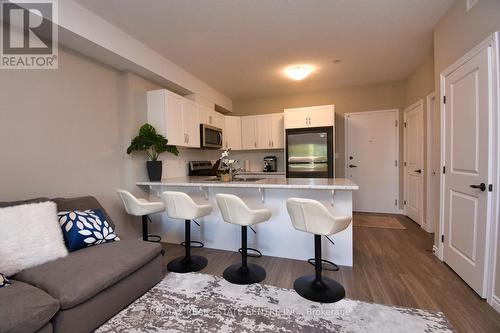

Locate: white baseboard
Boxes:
[432,245,441,260]
[490,295,500,313]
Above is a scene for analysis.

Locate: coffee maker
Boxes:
[263,156,277,172]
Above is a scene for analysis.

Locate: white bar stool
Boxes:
[117,190,164,242]
[286,198,351,303]
[216,193,271,284]
[161,191,212,273]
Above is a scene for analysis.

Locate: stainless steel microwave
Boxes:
[200,124,223,149]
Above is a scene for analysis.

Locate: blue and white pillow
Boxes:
[0,273,10,288]
[57,209,119,252]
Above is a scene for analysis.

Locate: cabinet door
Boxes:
[284,108,309,129]
[270,113,284,148]
[224,116,242,150]
[241,116,257,149]
[182,99,199,147]
[165,92,184,146]
[308,105,335,127]
[256,115,271,149]
[198,106,210,125]
[212,111,225,130]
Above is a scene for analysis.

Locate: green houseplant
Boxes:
[127,123,179,181]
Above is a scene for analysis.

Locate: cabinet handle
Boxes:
[254,141,257,148]
[272,141,274,147]
[187,134,189,143]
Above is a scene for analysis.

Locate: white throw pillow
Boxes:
[0,201,68,276]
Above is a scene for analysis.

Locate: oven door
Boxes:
[201,124,223,149]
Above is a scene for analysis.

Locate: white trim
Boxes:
[491,295,500,313]
[425,92,437,234]
[344,109,400,214]
[403,100,425,227]
[432,245,440,259]
[439,32,499,304]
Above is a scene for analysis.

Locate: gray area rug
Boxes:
[97,272,453,333]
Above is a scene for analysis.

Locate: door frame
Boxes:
[438,32,499,307]
[344,109,400,213]
[403,100,424,226]
[425,92,437,233]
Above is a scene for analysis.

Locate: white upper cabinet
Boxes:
[270,113,284,148]
[199,106,225,129]
[256,113,283,149]
[182,98,200,148]
[241,116,258,149]
[224,116,242,150]
[212,111,225,130]
[147,89,200,148]
[284,105,335,129]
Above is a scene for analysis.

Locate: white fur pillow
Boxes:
[0,201,68,276]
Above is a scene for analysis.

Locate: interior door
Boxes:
[404,102,424,224]
[346,110,398,213]
[443,46,491,297]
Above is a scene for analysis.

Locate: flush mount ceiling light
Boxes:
[284,65,314,81]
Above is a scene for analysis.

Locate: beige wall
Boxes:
[433,0,500,305]
[0,48,164,239]
[233,82,405,183]
[404,54,435,107]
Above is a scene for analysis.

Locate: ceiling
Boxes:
[75,0,454,100]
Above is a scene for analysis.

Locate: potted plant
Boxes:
[127,123,179,181]
[218,149,240,182]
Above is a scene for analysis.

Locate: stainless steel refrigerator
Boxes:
[285,126,334,178]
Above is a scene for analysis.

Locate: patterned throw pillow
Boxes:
[0,273,10,288]
[57,209,119,252]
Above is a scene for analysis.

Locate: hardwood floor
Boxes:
[160,214,500,333]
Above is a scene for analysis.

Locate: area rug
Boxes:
[353,213,406,230]
[97,272,452,333]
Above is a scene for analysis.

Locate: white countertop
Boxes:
[137,176,358,190]
[239,171,285,175]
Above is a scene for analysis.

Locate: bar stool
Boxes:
[216,193,271,285]
[161,191,212,273]
[117,190,164,242]
[286,198,351,303]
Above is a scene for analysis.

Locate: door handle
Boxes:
[470,183,486,191]
[414,169,422,174]
[349,164,357,168]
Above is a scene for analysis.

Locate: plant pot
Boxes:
[146,161,162,181]
[220,173,232,182]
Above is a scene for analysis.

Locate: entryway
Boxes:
[345,110,399,213]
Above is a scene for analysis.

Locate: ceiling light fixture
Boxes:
[284,65,314,81]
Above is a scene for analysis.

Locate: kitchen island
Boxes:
[137,176,358,266]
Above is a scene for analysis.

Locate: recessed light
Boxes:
[284,65,314,81]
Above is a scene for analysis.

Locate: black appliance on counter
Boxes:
[285,126,334,178]
[188,161,216,176]
[263,156,277,172]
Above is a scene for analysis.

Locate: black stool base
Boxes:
[223,263,266,285]
[293,274,345,303]
[167,255,207,273]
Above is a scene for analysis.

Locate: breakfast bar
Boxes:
[137,176,359,266]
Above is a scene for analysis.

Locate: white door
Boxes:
[257,115,271,149]
[426,93,439,233]
[241,116,257,149]
[308,105,335,128]
[165,93,184,146]
[182,99,199,147]
[346,110,399,213]
[442,46,492,297]
[270,114,284,148]
[404,101,424,224]
[284,108,309,129]
[224,116,241,150]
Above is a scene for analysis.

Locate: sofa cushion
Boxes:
[52,196,116,229]
[58,208,119,252]
[0,280,59,333]
[0,197,50,208]
[14,239,162,309]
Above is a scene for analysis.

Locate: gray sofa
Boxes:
[0,196,163,333]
